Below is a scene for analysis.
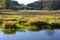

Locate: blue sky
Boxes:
[13,0,38,5]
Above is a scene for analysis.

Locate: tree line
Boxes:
[5,0,60,10]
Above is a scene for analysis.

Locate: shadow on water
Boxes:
[2,26,26,34]
[1,23,26,34]
[30,21,49,26]
[30,21,60,29]
[51,23,60,29]
[0,21,60,34]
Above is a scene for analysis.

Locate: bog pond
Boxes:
[0,15,60,40]
[0,27,60,40]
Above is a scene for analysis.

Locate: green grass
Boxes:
[0,15,60,28]
[0,15,60,34]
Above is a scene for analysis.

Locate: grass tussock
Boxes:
[0,15,60,28]
[0,15,60,34]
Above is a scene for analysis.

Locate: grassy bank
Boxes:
[0,15,60,34]
[0,15,60,28]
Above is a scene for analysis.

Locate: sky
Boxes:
[13,0,38,5]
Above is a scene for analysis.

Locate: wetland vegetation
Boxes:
[0,0,60,40]
[0,15,60,40]
[0,15,60,34]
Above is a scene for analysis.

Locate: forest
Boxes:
[0,0,60,10]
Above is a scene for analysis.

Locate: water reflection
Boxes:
[0,21,60,35]
[0,17,60,40]
[1,26,26,34]
[0,24,60,40]
[46,29,56,40]
[0,25,60,35]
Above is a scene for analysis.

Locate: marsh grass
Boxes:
[0,15,60,29]
[0,15,60,34]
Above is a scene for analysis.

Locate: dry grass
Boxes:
[0,10,60,16]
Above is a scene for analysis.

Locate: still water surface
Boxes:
[0,29,60,40]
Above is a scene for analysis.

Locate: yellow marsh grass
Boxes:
[0,15,60,27]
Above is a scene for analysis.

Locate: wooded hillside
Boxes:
[0,0,60,10]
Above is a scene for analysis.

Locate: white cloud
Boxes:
[15,0,38,5]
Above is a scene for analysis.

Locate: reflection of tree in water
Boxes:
[46,29,56,40]
[2,28,16,34]
[2,28,26,34]
[2,25,26,34]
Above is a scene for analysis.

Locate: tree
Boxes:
[5,0,11,9]
[27,1,43,10]
[39,0,60,10]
